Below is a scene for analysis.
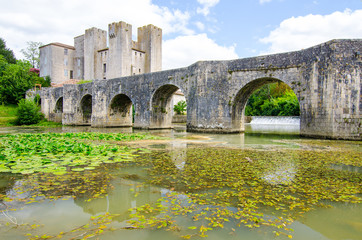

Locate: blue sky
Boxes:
[0,0,361,69]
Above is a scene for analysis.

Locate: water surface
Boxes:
[0,120,361,240]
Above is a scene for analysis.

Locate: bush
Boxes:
[245,82,300,116]
[15,99,43,125]
[174,100,187,115]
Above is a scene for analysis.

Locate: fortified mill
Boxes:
[33,20,362,140]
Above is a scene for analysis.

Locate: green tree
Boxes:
[21,41,42,68]
[0,59,46,104]
[0,38,16,64]
[245,82,300,116]
[173,100,187,115]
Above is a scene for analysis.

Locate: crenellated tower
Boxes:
[138,24,162,73]
[39,20,162,85]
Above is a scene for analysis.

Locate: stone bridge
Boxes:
[40,39,361,140]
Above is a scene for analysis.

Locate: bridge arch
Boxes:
[80,94,92,125]
[231,77,300,131]
[107,93,133,127]
[150,84,187,129]
[55,97,63,113]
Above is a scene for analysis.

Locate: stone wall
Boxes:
[74,35,85,80]
[137,24,162,73]
[84,28,107,80]
[39,43,75,84]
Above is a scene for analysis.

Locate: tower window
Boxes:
[103,63,106,73]
[64,49,68,55]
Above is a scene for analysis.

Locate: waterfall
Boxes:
[246,116,300,134]
[250,116,300,125]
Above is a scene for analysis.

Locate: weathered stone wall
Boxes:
[137,24,162,73]
[74,35,85,80]
[132,49,146,75]
[62,82,93,125]
[172,115,187,123]
[40,39,361,140]
[40,87,63,121]
[84,28,107,80]
[39,44,75,84]
[107,22,132,79]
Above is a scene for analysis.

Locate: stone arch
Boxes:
[108,94,133,127]
[231,77,300,131]
[150,84,186,129]
[80,94,92,125]
[54,97,63,113]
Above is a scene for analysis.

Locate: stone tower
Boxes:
[39,20,162,85]
[73,35,85,80]
[107,22,133,79]
[84,27,107,80]
[138,24,162,73]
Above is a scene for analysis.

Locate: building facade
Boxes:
[39,21,162,85]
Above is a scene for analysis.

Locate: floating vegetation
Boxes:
[0,132,160,174]
[126,147,362,239]
[0,133,361,239]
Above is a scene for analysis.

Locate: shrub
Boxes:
[173,100,187,115]
[34,94,41,106]
[15,99,43,125]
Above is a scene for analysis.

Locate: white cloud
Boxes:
[163,34,238,70]
[259,0,272,4]
[195,21,205,31]
[260,9,362,54]
[0,0,193,59]
[197,0,220,16]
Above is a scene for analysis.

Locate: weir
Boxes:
[250,116,300,125]
[35,39,361,140]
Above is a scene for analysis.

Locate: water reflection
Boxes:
[330,164,362,173]
[262,160,296,185]
[0,120,361,240]
[74,179,161,221]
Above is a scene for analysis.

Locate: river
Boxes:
[0,117,361,240]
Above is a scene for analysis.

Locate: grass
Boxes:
[0,104,62,127]
[77,80,93,84]
[0,104,17,126]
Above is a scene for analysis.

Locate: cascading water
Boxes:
[250,116,300,125]
[246,116,300,134]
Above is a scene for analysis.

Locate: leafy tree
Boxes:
[0,59,46,104]
[15,98,43,125]
[21,41,42,68]
[245,82,300,116]
[173,100,187,115]
[0,38,16,64]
